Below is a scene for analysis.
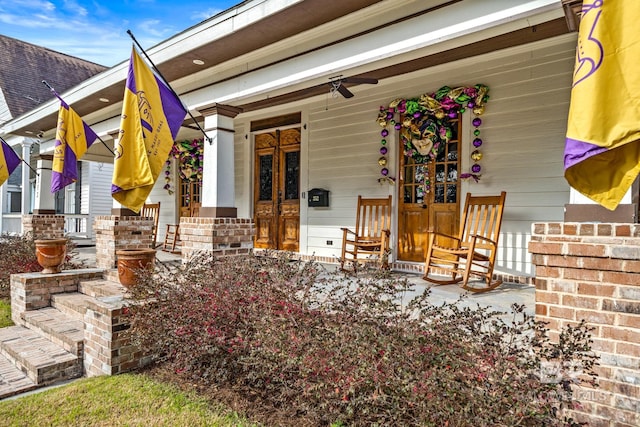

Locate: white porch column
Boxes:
[20,139,33,215]
[199,104,242,218]
[33,154,55,214]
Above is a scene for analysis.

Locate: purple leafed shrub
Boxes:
[0,233,86,299]
[127,252,598,427]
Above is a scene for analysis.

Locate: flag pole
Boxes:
[0,136,39,176]
[41,80,116,157]
[126,30,212,143]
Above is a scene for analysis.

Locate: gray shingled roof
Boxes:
[0,34,107,124]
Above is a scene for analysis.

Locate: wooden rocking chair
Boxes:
[423,191,506,293]
[162,202,200,253]
[141,202,160,248]
[340,195,392,270]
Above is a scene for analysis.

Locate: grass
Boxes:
[0,373,256,427]
[0,298,12,328]
[0,299,251,426]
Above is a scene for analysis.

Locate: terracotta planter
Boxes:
[116,248,156,288]
[35,238,68,274]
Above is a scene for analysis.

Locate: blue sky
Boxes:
[0,0,240,67]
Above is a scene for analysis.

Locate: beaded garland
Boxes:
[164,138,204,195]
[376,84,489,186]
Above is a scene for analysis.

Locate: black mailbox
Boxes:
[308,188,330,207]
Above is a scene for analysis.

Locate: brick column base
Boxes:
[94,216,154,269]
[179,217,255,263]
[529,222,640,427]
[83,299,151,376]
[22,214,64,239]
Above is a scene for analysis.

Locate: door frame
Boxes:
[396,114,463,262]
[252,125,301,251]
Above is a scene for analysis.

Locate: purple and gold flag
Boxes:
[112,47,187,213]
[0,139,21,187]
[564,1,640,210]
[51,99,98,192]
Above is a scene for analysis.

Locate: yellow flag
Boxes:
[112,47,186,212]
[564,2,640,210]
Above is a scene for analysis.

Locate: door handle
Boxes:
[422,204,427,209]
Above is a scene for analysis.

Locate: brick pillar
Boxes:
[22,214,65,239]
[529,222,640,427]
[94,216,154,269]
[179,217,254,263]
[83,300,150,376]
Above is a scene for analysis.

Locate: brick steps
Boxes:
[0,353,37,399]
[21,308,84,357]
[0,276,129,400]
[0,326,81,388]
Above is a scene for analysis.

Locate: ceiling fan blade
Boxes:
[342,77,378,85]
[337,85,354,98]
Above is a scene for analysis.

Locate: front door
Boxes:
[254,128,301,251]
[398,116,461,262]
[179,180,201,217]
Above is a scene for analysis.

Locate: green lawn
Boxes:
[0,300,253,425]
[0,298,12,328]
[0,373,256,427]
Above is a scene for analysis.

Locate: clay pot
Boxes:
[35,238,68,274]
[116,248,156,288]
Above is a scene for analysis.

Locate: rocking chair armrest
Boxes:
[470,234,498,247]
[341,227,357,236]
[427,230,462,243]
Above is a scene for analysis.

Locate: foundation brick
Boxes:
[532,222,640,426]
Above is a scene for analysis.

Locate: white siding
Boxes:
[85,161,113,240]
[147,161,178,245]
[238,34,577,278]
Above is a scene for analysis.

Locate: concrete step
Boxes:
[0,353,38,400]
[21,308,84,357]
[0,326,81,386]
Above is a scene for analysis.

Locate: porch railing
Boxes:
[64,214,90,238]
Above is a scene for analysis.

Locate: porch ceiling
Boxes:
[5,0,570,138]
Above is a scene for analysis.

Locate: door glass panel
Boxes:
[284,151,299,200]
[402,158,429,204]
[446,185,457,203]
[259,154,273,201]
[434,184,445,203]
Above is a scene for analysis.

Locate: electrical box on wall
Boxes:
[308,188,329,207]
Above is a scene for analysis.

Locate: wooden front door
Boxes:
[254,128,300,251]
[179,180,201,217]
[398,116,462,262]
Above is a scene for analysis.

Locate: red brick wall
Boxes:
[22,215,64,239]
[530,222,640,427]
[94,216,154,269]
[179,217,254,262]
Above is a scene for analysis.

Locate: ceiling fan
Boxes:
[329,75,378,98]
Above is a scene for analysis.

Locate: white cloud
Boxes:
[1,0,239,66]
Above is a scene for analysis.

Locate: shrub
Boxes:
[128,252,598,427]
[0,233,86,299]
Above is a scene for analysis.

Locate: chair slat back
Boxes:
[458,192,506,250]
[141,202,161,246]
[355,195,392,239]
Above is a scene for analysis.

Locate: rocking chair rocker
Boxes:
[340,195,392,270]
[423,191,506,293]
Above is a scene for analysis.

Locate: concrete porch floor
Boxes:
[72,246,535,318]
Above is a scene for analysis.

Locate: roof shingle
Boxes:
[0,34,107,124]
